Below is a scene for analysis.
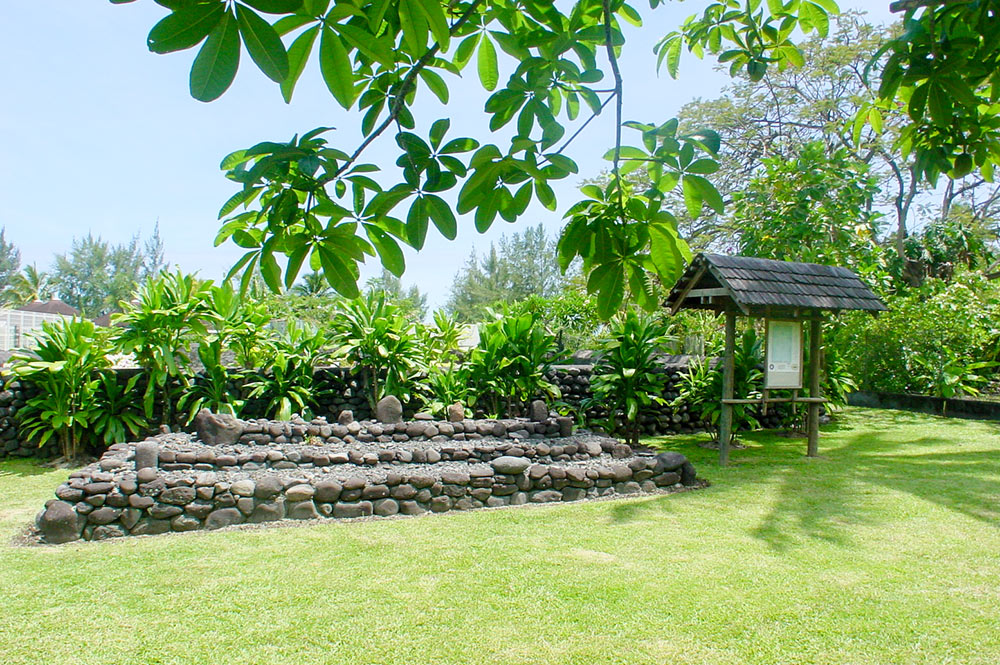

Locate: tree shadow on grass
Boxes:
[0,459,55,478]
[641,408,1000,551]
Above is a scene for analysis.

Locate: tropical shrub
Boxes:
[177,339,246,423]
[330,293,425,409]
[246,322,330,420]
[114,270,214,425]
[466,309,563,418]
[674,327,764,440]
[6,318,109,460]
[586,311,675,446]
[205,282,275,369]
[829,270,1000,394]
[91,372,148,445]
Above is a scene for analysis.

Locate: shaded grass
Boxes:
[1,407,999,664]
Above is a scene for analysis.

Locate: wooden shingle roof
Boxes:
[666,254,887,315]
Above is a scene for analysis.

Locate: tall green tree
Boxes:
[0,228,20,300]
[5,264,52,306]
[52,229,166,315]
[446,223,566,321]
[366,268,428,321]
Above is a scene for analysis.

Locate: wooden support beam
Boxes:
[807,318,823,457]
[722,397,828,405]
[718,310,737,466]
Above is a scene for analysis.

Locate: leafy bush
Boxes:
[329,293,425,409]
[466,309,563,418]
[246,322,330,420]
[674,327,763,440]
[586,311,675,446]
[829,270,1000,394]
[6,318,110,460]
[91,372,148,445]
[177,339,246,423]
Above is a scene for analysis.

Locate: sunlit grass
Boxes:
[1,407,998,664]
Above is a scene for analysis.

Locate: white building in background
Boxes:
[0,300,79,351]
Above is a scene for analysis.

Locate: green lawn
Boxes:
[2,407,999,665]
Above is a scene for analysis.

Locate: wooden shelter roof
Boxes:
[666,253,887,316]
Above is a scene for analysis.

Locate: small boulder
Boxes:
[38,501,82,544]
[205,508,244,530]
[193,409,243,446]
[337,410,354,425]
[375,396,403,424]
[492,456,531,475]
[447,403,464,423]
[133,440,159,470]
[655,451,688,472]
[529,399,548,422]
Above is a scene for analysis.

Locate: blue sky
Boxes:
[0,1,894,309]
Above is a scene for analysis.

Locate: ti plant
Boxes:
[914,348,997,415]
[177,338,248,424]
[586,310,675,446]
[91,372,149,446]
[6,318,110,461]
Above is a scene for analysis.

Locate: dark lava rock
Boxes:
[193,409,243,446]
[205,508,244,530]
[39,501,82,544]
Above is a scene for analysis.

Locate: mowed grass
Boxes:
[2,407,999,665]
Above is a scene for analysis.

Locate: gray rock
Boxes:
[655,451,687,472]
[337,410,354,425]
[375,395,403,424]
[131,518,171,536]
[561,487,587,501]
[430,496,452,512]
[134,441,159,470]
[334,502,373,518]
[373,498,399,516]
[529,399,548,422]
[205,508,244,530]
[39,501,82,544]
[136,467,158,483]
[87,507,122,525]
[149,504,183,519]
[492,456,531,475]
[315,480,343,503]
[171,515,201,532]
[194,409,243,446]
[285,484,315,502]
[399,500,426,515]
[248,500,285,523]
[159,487,196,506]
[447,403,464,422]
[254,476,283,500]
[556,416,574,437]
[121,508,142,530]
[510,491,528,505]
[230,479,255,497]
[680,461,697,486]
[288,500,319,520]
[55,485,84,502]
[530,490,563,503]
[91,524,127,540]
[128,494,154,509]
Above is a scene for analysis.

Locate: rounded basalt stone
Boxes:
[654,471,681,487]
[447,403,464,423]
[285,484,315,502]
[83,482,115,495]
[492,456,530,475]
[430,496,452,512]
[230,479,255,497]
[87,507,122,525]
[510,492,528,506]
[453,497,478,511]
[55,485,84,503]
[131,518,172,536]
[399,500,426,515]
[565,467,588,483]
[470,488,492,502]
[314,480,342,503]
[333,502,373,518]
[248,500,285,523]
[252,476,283,500]
[578,440,602,457]
[133,441,159,470]
[121,508,142,530]
[610,465,632,482]
[149,504,184,519]
[205,508,244,530]
[654,451,687,473]
[425,449,442,464]
[288,500,319,520]
[373,498,399,516]
[343,476,366,491]
[91,524,127,540]
[618,481,641,494]
[680,461,697,486]
[137,467,158,484]
[561,487,587,502]
[118,479,138,495]
[406,422,426,438]
[128,494,154,509]
[375,395,403,424]
[548,467,566,480]
[159,487,196,506]
[38,501,83,544]
[530,490,563,503]
[390,484,416,500]
[171,515,201,532]
[440,471,469,485]
[237,497,255,515]
[362,484,389,500]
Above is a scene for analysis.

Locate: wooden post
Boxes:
[719,310,737,466]
[807,317,823,457]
